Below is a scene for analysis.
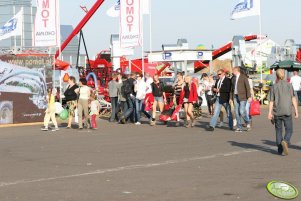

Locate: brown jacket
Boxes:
[232,74,251,101]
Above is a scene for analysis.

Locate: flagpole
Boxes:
[258,1,263,104]
[21,7,24,50]
[259,14,262,84]
[57,0,62,103]
[141,0,145,77]
[149,0,152,53]
[13,6,17,53]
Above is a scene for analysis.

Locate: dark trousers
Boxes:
[205,92,213,114]
[135,99,151,122]
[122,96,135,121]
[297,91,301,105]
[274,115,293,145]
[110,97,118,121]
[118,101,127,113]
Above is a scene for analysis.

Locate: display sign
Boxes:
[120,0,141,48]
[148,50,213,62]
[33,0,59,47]
[0,55,53,124]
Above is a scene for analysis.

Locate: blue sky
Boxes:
[58,0,301,57]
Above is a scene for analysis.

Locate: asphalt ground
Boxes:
[0,108,301,201]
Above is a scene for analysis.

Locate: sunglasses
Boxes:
[218,74,222,76]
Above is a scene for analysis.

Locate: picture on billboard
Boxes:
[0,55,53,124]
[0,101,13,124]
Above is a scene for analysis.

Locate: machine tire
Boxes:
[0,101,13,124]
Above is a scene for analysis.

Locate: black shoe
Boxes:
[118,118,126,124]
[206,126,214,131]
[277,144,283,155]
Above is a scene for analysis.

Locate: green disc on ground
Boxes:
[267,181,299,200]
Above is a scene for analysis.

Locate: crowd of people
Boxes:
[41,68,300,156]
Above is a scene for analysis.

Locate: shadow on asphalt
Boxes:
[262,140,301,151]
[228,141,279,155]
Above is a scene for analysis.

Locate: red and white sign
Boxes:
[33,0,59,47]
[120,0,141,48]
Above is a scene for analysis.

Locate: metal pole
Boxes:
[76,31,82,68]
[21,7,24,49]
[259,14,263,84]
[81,30,91,68]
[30,5,33,48]
[141,3,145,77]
[149,0,152,53]
[57,0,63,104]
[258,6,263,104]
[13,6,17,52]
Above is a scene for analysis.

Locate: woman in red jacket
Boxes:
[180,75,198,128]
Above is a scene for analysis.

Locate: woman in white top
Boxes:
[135,73,151,124]
[75,78,91,129]
[202,74,215,115]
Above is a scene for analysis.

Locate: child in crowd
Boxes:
[41,88,59,131]
[89,93,100,129]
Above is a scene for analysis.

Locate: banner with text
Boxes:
[33,0,59,47]
[120,0,141,48]
[0,55,53,124]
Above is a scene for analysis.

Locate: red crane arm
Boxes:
[212,35,259,60]
[195,35,260,71]
[55,0,106,58]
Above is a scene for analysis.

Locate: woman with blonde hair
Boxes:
[180,75,198,127]
[41,88,59,131]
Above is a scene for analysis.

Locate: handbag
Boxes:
[250,100,261,116]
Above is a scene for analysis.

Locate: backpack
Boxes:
[121,80,132,97]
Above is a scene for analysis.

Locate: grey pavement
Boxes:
[0,109,301,201]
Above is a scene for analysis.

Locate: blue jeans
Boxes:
[234,95,250,129]
[110,97,118,121]
[210,97,233,129]
[135,99,151,122]
[245,101,252,121]
[118,101,127,113]
[122,96,135,120]
[274,115,293,145]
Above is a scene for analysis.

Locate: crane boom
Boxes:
[55,0,106,58]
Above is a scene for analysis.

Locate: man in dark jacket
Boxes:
[119,73,136,124]
[207,69,233,131]
[232,67,252,132]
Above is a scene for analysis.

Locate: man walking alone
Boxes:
[232,67,252,132]
[268,69,299,155]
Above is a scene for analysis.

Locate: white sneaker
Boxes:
[246,124,251,131]
[217,122,224,128]
[233,119,237,127]
[235,128,243,133]
[135,122,141,125]
[52,127,59,131]
[41,127,48,131]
